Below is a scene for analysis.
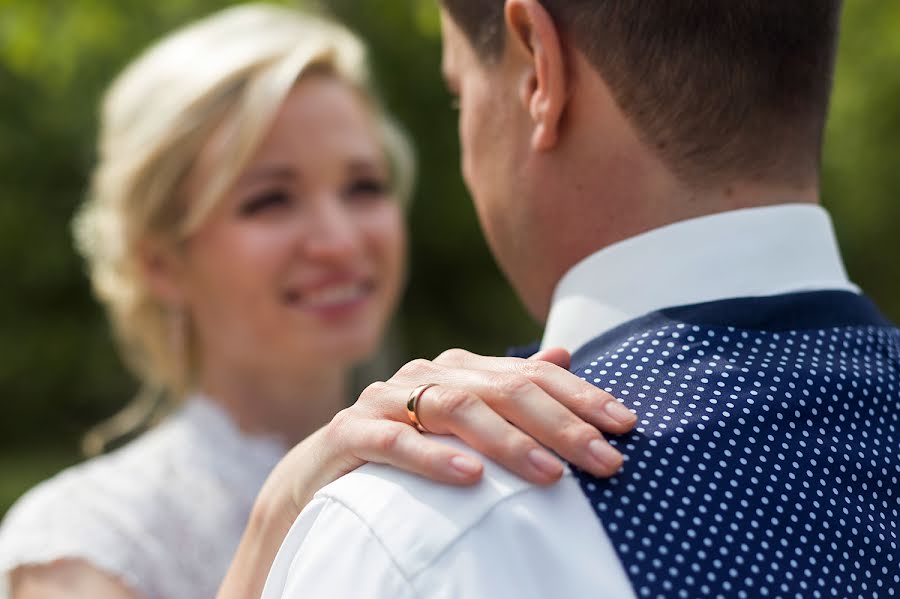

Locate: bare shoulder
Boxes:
[9,560,139,599]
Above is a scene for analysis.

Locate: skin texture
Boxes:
[222,2,824,597]
[440,0,819,321]
[35,0,827,590]
[12,70,637,599]
[143,75,408,445]
[29,0,825,593]
[12,76,410,599]
[10,561,138,599]
[217,346,636,599]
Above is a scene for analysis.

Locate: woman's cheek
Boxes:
[370,206,406,307]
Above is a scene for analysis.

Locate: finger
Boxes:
[361,359,627,478]
[346,382,566,484]
[348,419,484,485]
[417,385,576,484]
[351,380,411,422]
[434,349,636,435]
[416,372,624,478]
[528,347,571,369]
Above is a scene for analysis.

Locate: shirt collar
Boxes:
[541,204,859,353]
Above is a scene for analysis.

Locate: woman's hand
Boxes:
[217,347,636,599]
[323,347,636,488]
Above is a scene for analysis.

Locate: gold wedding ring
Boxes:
[406,383,437,433]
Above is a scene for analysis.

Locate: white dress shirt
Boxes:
[541,204,858,352]
[263,204,857,599]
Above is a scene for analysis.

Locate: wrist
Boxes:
[252,475,303,539]
[216,479,298,599]
[253,426,333,533]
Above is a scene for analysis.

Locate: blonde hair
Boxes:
[74,4,415,447]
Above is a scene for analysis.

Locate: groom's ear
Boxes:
[505,0,567,152]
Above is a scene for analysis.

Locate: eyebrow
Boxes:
[347,157,389,176]
[237,158,387,188]
[237,165,297,187]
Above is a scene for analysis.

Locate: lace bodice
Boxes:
[0,396,286,598]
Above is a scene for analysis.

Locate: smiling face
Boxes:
[169,76,406,380]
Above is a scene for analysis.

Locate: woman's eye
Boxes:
[239,190,290,217]
[345,177,390,201]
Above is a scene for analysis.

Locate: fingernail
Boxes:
[604,399,634,424]
[589,439,622,470]
[527,448,563,477]
[450,455,482,477]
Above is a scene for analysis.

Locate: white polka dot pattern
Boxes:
[570,318,899,599]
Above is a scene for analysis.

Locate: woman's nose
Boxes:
[301,198,360,259]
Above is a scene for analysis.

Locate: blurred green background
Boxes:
[1,0,898,516]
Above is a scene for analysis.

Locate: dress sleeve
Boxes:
[0,477,151,599]
[262,497,416,599]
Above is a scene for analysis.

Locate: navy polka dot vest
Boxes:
[552,291,898,598]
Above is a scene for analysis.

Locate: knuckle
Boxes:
[435,348,470,364]
[565,423,602,446]
[420,446,447,471]
[591,386,615,401]
[509,436,542,461]
[324,407,356,445]
[480,436,517,462]
[397,358,433,379]
[489,428,535,455]
[569,387,599,411]
[360,380,391,402]
[518,360,553,380]
[493,374,534,400]
[329,407,355,429]
[375,425,405,454]
[434,387,478,419]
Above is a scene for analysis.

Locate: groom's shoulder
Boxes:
[315,436,546,573]
[266,437,635,598]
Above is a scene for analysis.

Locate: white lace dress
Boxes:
[0,396,286,599]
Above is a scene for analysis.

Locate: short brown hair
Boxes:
[441,0,843,187]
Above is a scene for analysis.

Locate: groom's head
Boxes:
[439,0,843,319]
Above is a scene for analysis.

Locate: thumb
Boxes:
[528,346,571,370]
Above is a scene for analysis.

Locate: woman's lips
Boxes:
[283,280,375,313]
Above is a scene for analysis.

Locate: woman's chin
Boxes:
[302,329,383,367]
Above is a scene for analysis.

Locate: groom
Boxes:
[264,1,899,597]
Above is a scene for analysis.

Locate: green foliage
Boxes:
[0,448,79,515]
[0,0,898,512]
[0,0,536,457]
[822,2,900,318]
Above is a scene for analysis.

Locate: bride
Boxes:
[0,5,634,598]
